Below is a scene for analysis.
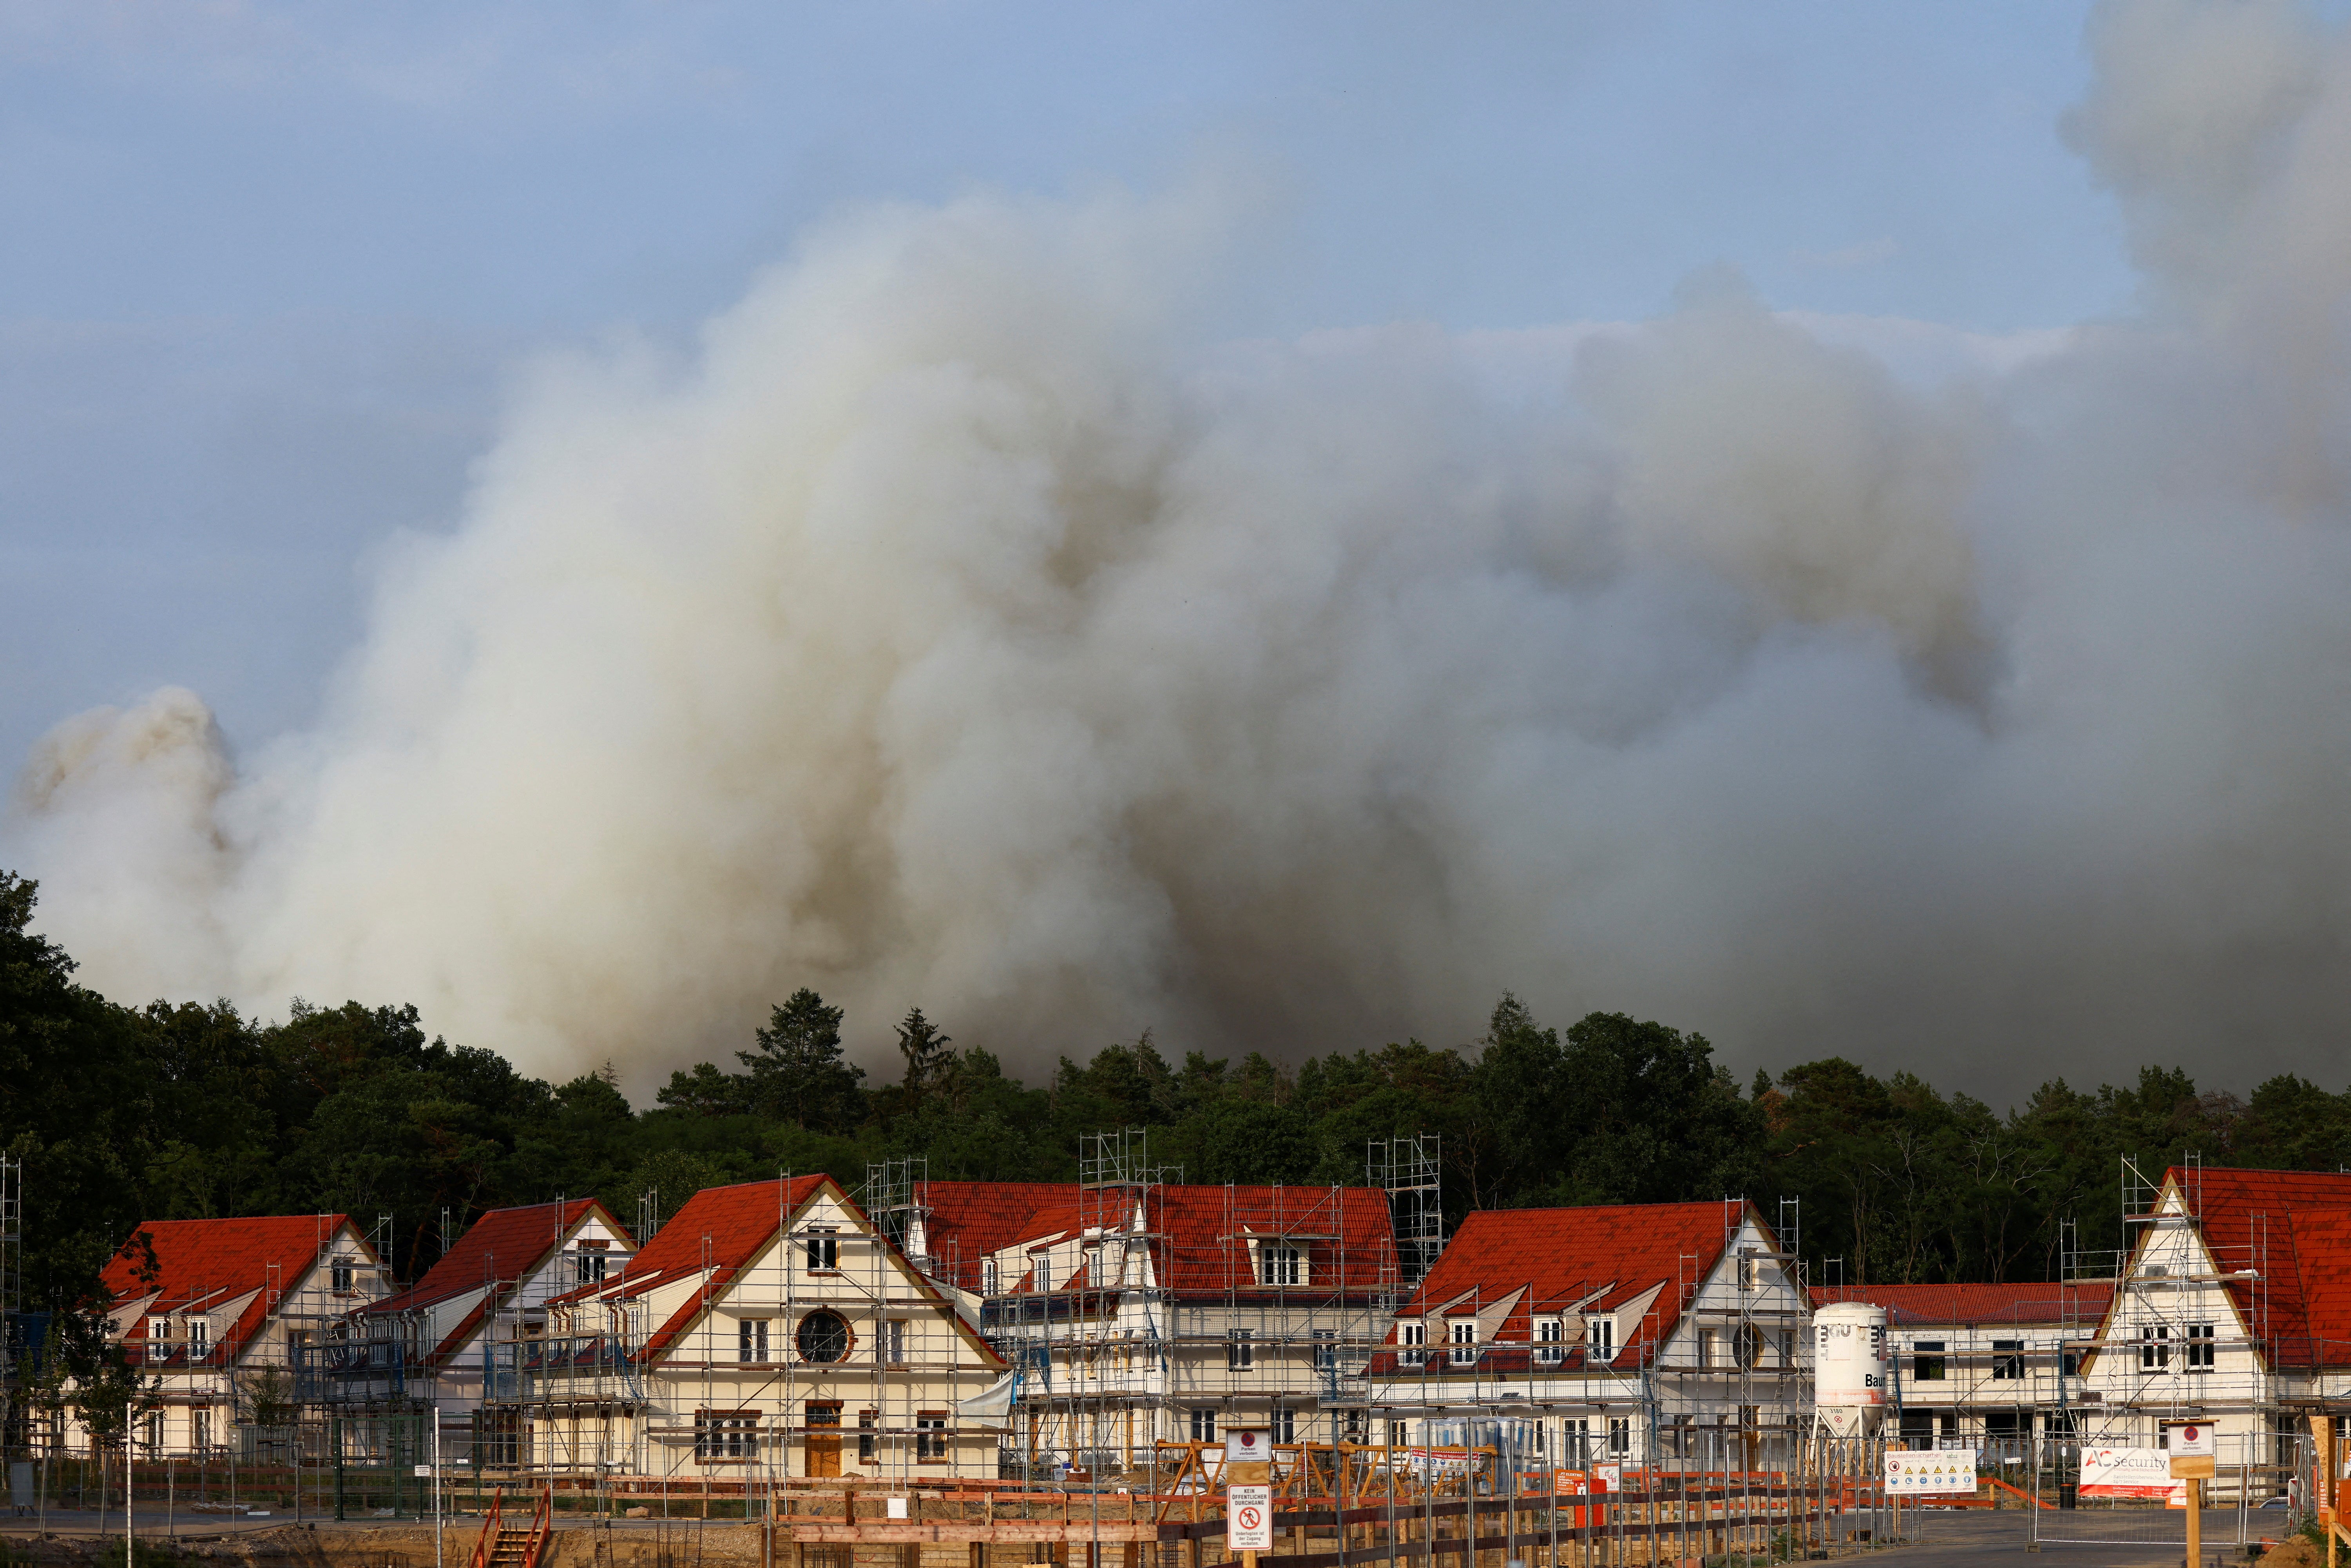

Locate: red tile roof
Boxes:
[1810,1283,2113,1326]
[917,1181,1080,1291]
[2152,1166,2351,1369]
[1148,1185,1399,1299]
[1376,1200,1762,1372]
[103,1215,368,1366]
[560,1174,1004,1370]
[915,1181,1400,1302]
[363,1199,633,1363]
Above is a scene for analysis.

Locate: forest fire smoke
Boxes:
[12,0,2351,1099]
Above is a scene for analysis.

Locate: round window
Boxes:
[797,1310,851,1364]
[1733,1323,1764,1369]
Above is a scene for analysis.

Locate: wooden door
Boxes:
[806,1403,842,1478]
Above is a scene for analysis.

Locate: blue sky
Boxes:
[2,2,2135,771]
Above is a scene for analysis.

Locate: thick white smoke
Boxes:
[15,0,2351,1100]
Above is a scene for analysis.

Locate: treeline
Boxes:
[0,868,2339,1309]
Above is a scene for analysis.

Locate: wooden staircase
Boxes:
[467,1487,553,1568]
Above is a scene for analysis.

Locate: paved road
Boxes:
[1885,1507,2279,1567]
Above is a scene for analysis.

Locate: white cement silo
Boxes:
[1812,1302,1889,1437]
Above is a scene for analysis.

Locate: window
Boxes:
[1739,1253,1761,1291]
[796,1309,851,1364]
[805,1233,839,1271]
[738,1318,770,1363]
[1992,1340,2024,1380]
[1449,1320,1475,1345]
[694,1410,758,1461]
[857,1411,877,1462]
[1189,1408,1217,1443]
[1398,1322,1427,1367]
[1698,1329,1719,1369]
[1607,1418,1630,1456]
[2186,1322,2215,1371]
[884,1320,907,1365]
[981,1258,1000,1296]
[1587,1317,1615,1362]
[574,1250,607,1285]
[1228,1329,1253,1370]
[193,1409,212,1453]
[145,1412,163,1451]
[1536,1318,1564,1364]
[1733,1323,1764,1369]
[1312,1329,1337,1370]
[330,1259,355,1294]
[1561,1418,1589,1463]
[1261,1245,1304,1286]
[1912,1342,1947,1381]
[1387,1420,1409,1448]
[1270,1407,1295,1444]
[478,1409,521,1467]
[2140,1324,2171,1371]
[916,1415,948,1461]
[189,1317,209,1358]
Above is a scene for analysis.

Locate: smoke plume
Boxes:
[16,0,2351,1101]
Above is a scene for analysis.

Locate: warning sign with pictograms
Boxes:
[1227,1485,1273,1551]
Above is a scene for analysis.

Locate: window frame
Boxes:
[1260,1244,1306,1287]
[804,1231,840,1272]
[693,1409,760,1463]
[915,1413,949,1462]
[737,1318,770,1364]
[796,1309,853,1365]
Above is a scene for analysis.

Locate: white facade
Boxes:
[1359,1203,1810,1468]
[505,1177,1008,1481]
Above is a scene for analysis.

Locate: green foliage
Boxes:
[18,858,2351,1298]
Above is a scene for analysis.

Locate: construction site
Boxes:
[9,1146,2351,1564]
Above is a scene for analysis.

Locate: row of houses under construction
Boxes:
[10,1148,2351,1481]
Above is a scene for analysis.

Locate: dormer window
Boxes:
[1587,1317,1616,1362]
[1535,1318,1564,1364]
[1398,1322,1427,1366]
[147,1318,170,1358]
[981,1258,1000,1296]
[1260,1244,1305,1287]
[188,1318,210,1358]
[1448,1321,1475,1345]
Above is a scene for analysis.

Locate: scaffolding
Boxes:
[1337,1195,1816,1492]
[944,1130,1405,1485]
[1368,1135,1445,1286]
[0,1154,22,1461]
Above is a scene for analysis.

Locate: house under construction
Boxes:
[1353,1197,1811,1471]
[895,1132,1424,1479]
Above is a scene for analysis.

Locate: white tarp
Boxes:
[2080,1446,2184,1503]
[954,1371,1019,1427]
[1884,1450,1978,1496]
